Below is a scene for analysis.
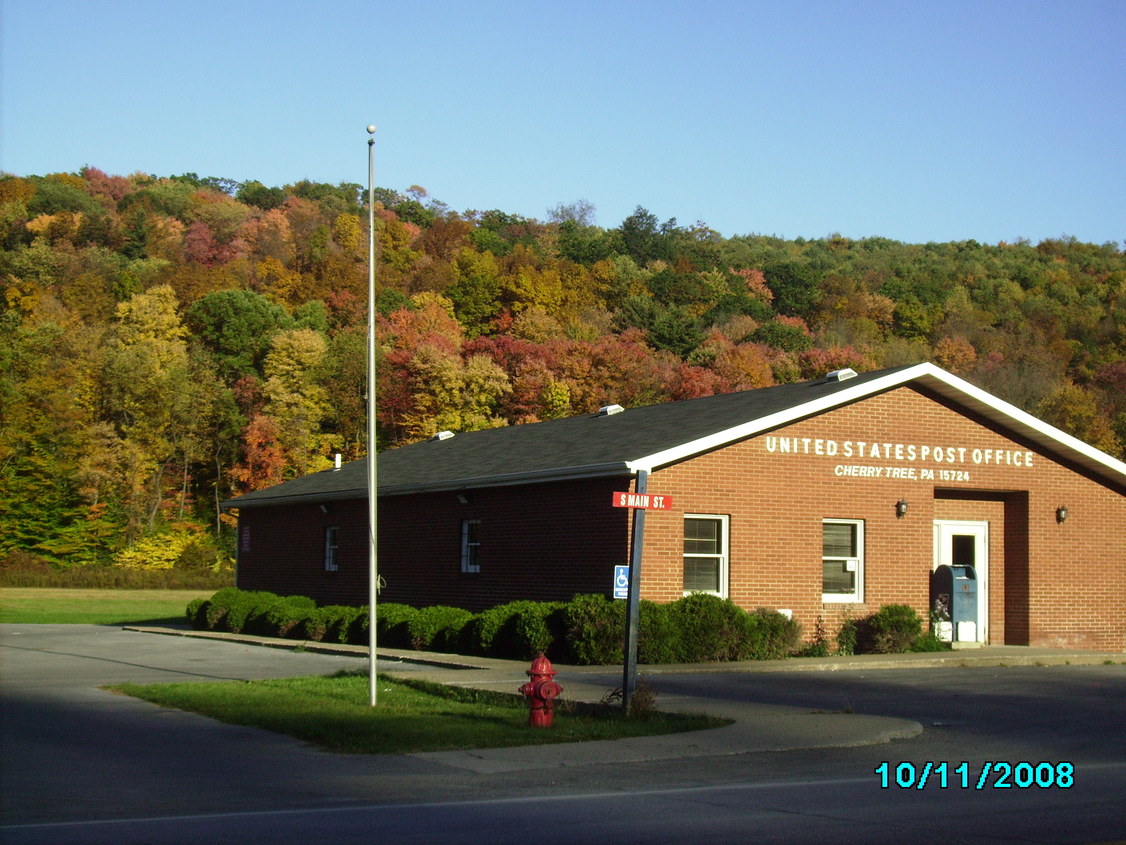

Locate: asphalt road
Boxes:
[2,624,1124,844]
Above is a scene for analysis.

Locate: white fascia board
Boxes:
[914,364,1126,481]
[628,361,1126,485]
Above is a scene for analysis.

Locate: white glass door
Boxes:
[933,521,988,643]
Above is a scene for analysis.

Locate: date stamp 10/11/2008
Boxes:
[875,761,1074,790]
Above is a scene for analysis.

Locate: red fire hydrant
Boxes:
[519,652,563,728]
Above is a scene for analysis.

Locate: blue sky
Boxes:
[2,0,1123,245]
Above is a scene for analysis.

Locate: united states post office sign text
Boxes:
[763,435,1035,483]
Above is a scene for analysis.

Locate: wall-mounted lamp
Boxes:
[895,499,909,518]
[319,503,331,514]
[457,492,470,505]
[1056,505,1068,524]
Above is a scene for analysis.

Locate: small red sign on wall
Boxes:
[612,492,674,510]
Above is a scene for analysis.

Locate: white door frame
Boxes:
[933,520,989,643]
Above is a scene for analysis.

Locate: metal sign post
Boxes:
[366,125,379,707]
[621,469,647,712]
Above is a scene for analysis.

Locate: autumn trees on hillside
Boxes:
[1,168,1124,569]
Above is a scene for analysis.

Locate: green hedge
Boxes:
[412,605,475,652]
[464,600,564,659]
[744,608,804,660]
[843,603,949,654]
[310,605,364,643]
[667,593,748,661]
[221,590,279,634]
[186,589,803,665]
[259,595,317,638]
[557,594,623,664]
[374,603,418,648]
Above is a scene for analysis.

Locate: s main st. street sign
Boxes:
[611,491,674,510]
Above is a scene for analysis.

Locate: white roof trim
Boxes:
[912,364,1126,481]
[629,362,1126,486]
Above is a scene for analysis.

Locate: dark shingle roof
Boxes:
[222,362,1126,508]
[223,366,908,507]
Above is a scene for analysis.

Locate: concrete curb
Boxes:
[410,712,924,774]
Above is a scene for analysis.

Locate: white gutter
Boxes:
[912,364,1126,481]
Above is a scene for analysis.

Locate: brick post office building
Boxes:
[224,362,1126,652]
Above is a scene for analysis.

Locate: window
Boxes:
[822,519,863,602]
[324,526,339,572]
[460,519,481,573]
[683,515,728,597]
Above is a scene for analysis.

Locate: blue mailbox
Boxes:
[932,564,978,642]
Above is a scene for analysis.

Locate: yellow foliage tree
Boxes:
[255,256,307,308]
[1037,383,1121,456]
[114,527,220,570]
[397,345,510,442]
[263,328,331,476]
[332,212,364,256]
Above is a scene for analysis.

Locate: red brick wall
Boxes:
[640,386,1126,652]
[378,476,631,611]
[237,475,631,612]
[236,499,371,607]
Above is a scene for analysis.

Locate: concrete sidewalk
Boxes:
[126,625,1123,773]
[400,658,924,774]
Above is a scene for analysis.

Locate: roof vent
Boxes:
[598,404,625,416]
[826,368,858,382]
[430,430,455,441]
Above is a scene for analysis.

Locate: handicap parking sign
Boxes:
[613,565,630,599]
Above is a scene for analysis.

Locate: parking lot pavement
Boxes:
[4,624,1124,843]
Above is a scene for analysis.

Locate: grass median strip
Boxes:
[108,670,728,754]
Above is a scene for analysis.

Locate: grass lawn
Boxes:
[110,671,728,754]
[0,587,207,624]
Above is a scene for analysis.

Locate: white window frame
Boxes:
[682,514,729,598]
[822,518,863,603]
[460,519,481,573]
[324,525,339,572]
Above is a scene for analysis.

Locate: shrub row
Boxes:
[827,604,950,655]
[556,593,802,664]
[186,588,366,643]
[187,589,802,665]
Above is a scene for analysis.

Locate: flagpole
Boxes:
[366,124,379,706]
